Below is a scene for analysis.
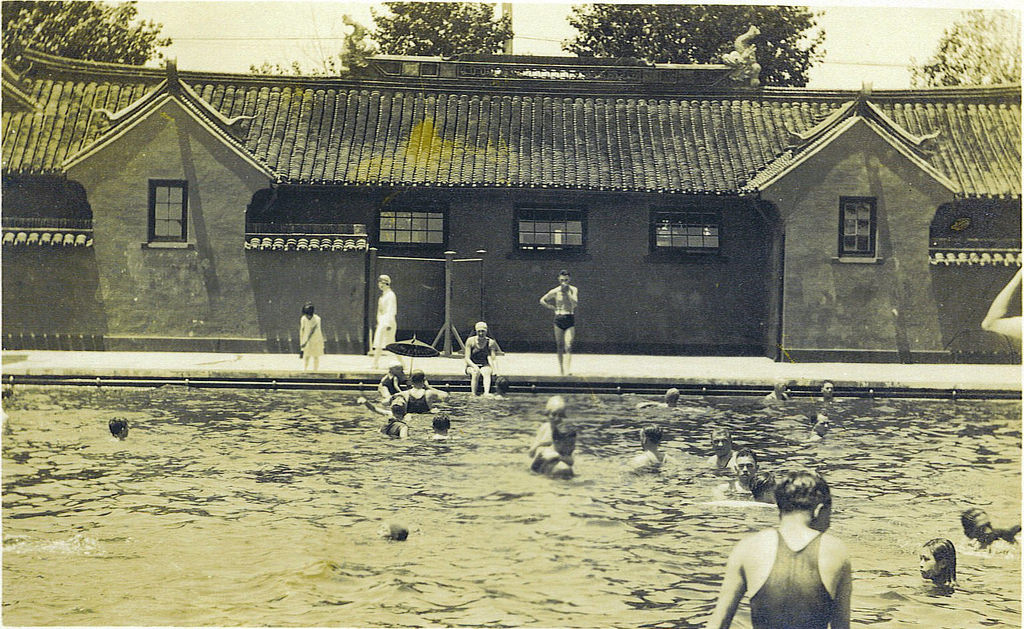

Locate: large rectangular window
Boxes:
[516,208,585,252]
[650,209,720,253]
[378,209,445,246]
[148,180,188,242]
[839,197,876,257]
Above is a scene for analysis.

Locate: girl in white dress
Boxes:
[372,275,398,369]
[299,302,325,371]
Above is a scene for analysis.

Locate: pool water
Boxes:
[2,386,1020,627]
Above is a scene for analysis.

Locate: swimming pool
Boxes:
[2,386,1020,627]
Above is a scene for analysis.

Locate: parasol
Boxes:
[385,335,440,371]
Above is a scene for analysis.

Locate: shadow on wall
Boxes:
[246,250,366,354]
[931,264,1021,363]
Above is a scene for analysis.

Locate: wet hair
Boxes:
[734,448,757,465]
[641,424,663,445]
[750,471,776,502]
[108,418,129,440]
[664,388,680,407]
[774,469,832,514]
[960,508,987,538]
[390,398,408,418]
[773,381,789,399]
[301,302,314,316]
[545,395,567,419]
[494,376,510,395]
[711,427,731,440]
[410,370,426,385]
[432,414,450,432]
[922,538,957,585]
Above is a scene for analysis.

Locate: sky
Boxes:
[132,1,1021,89]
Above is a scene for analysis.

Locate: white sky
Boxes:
[133,1,1021,89]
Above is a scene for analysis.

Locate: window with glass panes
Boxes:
[650,210,720,252]
[148,180,188,242]
[838,197,876,256]
[378,210,445,245]
[516,208,585,252]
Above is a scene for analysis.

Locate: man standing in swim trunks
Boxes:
[706,468,851,629]
[539,269,578,376]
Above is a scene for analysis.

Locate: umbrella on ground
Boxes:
[385,336,440,371]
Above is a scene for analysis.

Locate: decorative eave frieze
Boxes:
[929,249,1022,266]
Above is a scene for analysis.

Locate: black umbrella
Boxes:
[385,336,440,370]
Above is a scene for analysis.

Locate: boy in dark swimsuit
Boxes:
[961,508,1021,550]
[707,469,852,629]
[378,399,409,439]
[464,321,498,396]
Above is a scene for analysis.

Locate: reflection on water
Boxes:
[3,386,1020,627]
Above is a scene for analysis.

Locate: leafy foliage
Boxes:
[371,2,512,57]
[563,4,825,87]
[2,1,170,65]
[249,15,377,76]
[910,10,1021,87]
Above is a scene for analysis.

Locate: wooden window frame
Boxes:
[148,179,188,243]
[514,206,587,254]
[376,207,448,250]
[649,208,721,255]
[838,196,877,258]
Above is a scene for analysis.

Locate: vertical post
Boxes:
[476,249,487,322]
[366,247,378,354]
[443,250,456,357]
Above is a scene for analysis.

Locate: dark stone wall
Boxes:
[2,247,107,336]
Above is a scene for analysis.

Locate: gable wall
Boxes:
[761,120,956,361]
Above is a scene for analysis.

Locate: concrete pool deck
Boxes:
[1,350,1020,397]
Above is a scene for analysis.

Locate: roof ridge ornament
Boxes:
[723,25,762,88]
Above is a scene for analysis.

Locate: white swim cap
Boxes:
[475,321,487,331]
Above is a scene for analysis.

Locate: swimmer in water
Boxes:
[707,428,738,470]
[820,381,835,405]
[432,414,451,440]
[529,395,567,457]
[750,471,776,504]
[108,418,129,440]
[721,449,758,494]
[378,521,409,541]
[378,398,409,439]
[707,468,852,629]
[810,414,831,440]
[392,369,448,414]
[493,376,511,398]
[761,381,790,405]
[960,508,1020,550]
[920,538,957,588]
[531,422,576,479]
[636,388,681,409]
[629,424,666,472]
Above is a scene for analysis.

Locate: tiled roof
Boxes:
[3,51,1020,197]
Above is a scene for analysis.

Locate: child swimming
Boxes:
[367,398,409,439]
[960,508,1020,550]
[108,418,129,440]
[528,395,567,457]
[629,424,666,472]
[636,388,681,410]
[531,422,576,479]
[920,538,956,587]
[432,414,451,440]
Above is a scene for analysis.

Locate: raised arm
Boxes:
[981,268,1022,339]
[705,540,749,629]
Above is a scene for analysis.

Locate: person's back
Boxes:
[707,469,851,629]
[629,425,665,472]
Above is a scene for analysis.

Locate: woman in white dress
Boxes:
[372,275,398,369]
[299,301,325,371]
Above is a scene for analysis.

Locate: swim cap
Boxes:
[475,321,487,331]
[379,274,391,284]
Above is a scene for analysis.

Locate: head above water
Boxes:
[545,395,567,420]
[773,381,789,399]
[734,449,758,481]
[920,538,957,585]
[494,376,510,396]
[960,508,993,541]
[664,388,680,407]
[410,370,427,386]
[432,414,450,432]
[641,424,663,446]
[774,469,833,529]
[108,418,129,440]
[387,359,405,376]
[711,428,732,454]
[750,471,776,502]
[812,414,831,437]
[301,302,314,316]
[390,398,408,419]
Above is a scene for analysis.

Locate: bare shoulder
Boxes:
[818,532,852,574]
[819,532,850,557]
[736,528,776,553]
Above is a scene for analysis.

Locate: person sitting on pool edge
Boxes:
[919,538,957,589]
[529,395,567,457]
[378,398,410,439]
[393,369,449,414]
[706,468,852,629]
[432,414,451,440]
[464,321,499,396]
[960,507,1020,550]
[531,422,576,479]
[636,388,681,410]
[377,359,408,401]
[629,424,666,472]
[707,428,738,470]
[108,418,129,440]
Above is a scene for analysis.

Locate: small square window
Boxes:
[516,208,586,252]
[148,180,188,242]
[838,197,877,257]
[649,209,721,254]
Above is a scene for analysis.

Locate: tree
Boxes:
[2,1,170,65]
[371,2,512,57]
[249,16,377,76]
[563,4,825,87]
[910,9,1021,87]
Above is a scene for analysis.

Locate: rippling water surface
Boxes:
[2,386,1020,627]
